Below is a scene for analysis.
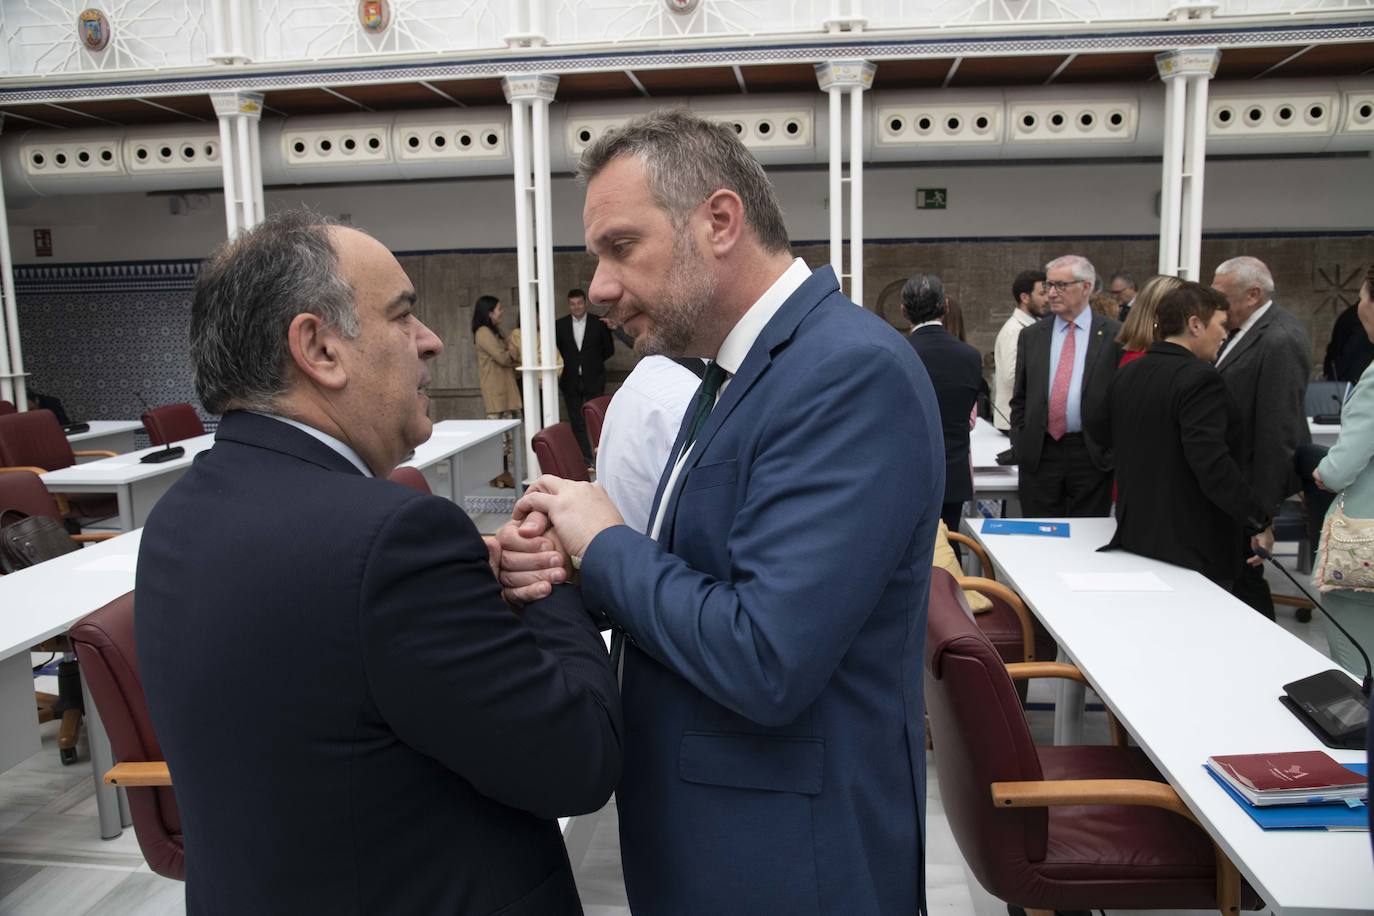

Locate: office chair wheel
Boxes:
[60,747,78,765]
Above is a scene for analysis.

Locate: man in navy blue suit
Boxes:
[501,110,943,915]
[137,212,621,915]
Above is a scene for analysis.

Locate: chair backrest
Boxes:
[0,400,15,416]
[532,422,590,481]
[1305,381,1351,418]
[0,410,77,471]
[67,592,184,880]
[582,395,613,451]
[0,469,64,522]
[387,465,432,494]
[925,568,1048,897]
[141,403,205,446]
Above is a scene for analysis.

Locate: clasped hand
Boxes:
[496,475,625,604]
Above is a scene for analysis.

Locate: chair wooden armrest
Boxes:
[1005,662,1126,746]
[72,450,117,459]
[72,532,120,543]
[104,761,171,787]
[1273,593,1315,610]
[959,576,1035,660]
[0,465,52,475]
[947,531,993,580]
[990,778,1241,915]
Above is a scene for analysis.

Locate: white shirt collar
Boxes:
[713,258,811,375]
[250,411,374,478]
[1013,308,1038,327]
[1238,300,1273,335]
[913,319,944,330]
[1054,307,1092,333]
[571,314,586,325]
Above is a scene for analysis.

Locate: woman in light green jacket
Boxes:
[1315,267,1374,675]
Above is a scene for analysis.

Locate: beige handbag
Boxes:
[1314,495,1374,592]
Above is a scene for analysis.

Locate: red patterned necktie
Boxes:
[1048,324,1076,441]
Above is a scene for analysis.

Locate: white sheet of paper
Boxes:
[75,554,138,573]
[1059,572,1172,592]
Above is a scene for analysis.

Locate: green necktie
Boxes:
[682,362,728,453]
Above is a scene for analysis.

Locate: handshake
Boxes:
[487,475,627,604]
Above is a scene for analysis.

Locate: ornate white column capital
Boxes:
[502,75,559,104]
[209,92,265,120]
[815,60,876,92]
[1155,48,1220,81]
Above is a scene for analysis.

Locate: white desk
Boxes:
[0,530,141,839]
[41,434,217,531]
[970,419,1019,504]
[964,516,1374,916]
[429,419,523,505]
[67,420,144,456]
[1310,419,1341,449]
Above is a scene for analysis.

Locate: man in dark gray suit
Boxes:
[1011,254,1123,517]
[1212,255,1310,619]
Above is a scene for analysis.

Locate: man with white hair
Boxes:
[1211,254,1310,619]
[1010,254,1123,516]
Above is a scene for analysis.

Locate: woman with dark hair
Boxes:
[904,272,983,532]
[472,295,522,486]
[1096,281,1272,585]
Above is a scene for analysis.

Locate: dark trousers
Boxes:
[1017,434,1113,518]
[563,390,594,463]
[940,501,965,533]
[1233,534,1276,621]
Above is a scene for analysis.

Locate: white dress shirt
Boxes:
[571,314,586,352]
[993,308,1037,431]
[1215,300,1272,367]
[596,357,700,533]
[648,257,812,541]
[250,412,373,477]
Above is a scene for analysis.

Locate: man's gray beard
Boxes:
[635,236,717,358]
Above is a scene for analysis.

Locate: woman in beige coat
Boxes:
[472,295,521,485]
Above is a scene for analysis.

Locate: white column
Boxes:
[815,60,875,306]
[1155,49,1219,281]
[210,92,266,236]
[502,75,559,479]
[0,116,25,407]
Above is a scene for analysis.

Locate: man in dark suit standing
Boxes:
[1211,255,1312,619]
[136,212,621,915]
[1107,272,1137,324]
[904,271,983,532]
[1011,254,1122,517]
[500,109,941,916]
[1095,281,1273,586]
[556,287,616,464]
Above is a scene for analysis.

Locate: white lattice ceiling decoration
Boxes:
[550,0,827,44]
[2,0,209,75]
[256,0,510,61]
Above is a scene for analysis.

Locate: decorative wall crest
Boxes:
[77,8,110,51]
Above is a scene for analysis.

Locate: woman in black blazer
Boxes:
[1096,281,1273,587]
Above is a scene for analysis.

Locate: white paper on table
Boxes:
[75,554,138,573]
[1058,572,1172,592]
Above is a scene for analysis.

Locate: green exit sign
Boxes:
[917,188,947,210]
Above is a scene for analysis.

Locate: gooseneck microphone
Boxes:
[135,392,185,465]
[1253,544,1371,749]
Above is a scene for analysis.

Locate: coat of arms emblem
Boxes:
[359,0,390,33]
[78,9,110,51]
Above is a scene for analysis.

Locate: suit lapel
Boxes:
[1218,307,1274,371]
[1082,312,1110,384]
[651,266,841,547]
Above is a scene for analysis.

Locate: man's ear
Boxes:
[287,312,348,391]
[702,188,746,257]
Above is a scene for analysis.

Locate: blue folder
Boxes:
[1205,764,1369,831]
[981,520,1070,538]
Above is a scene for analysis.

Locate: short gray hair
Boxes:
[191,210,358,414]
[577,108,791,255]
[1046,254,1097,290]
[1214,255,1275,300]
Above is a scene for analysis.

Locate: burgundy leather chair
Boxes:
[925,567,1251,915]
[68,592,185,880]
[140,403,205,446]
[387,465,432,494]
[532,421,590,481]
[0,400,15,416]
[0,410,119,521]
[581,395,613,453]
[946,530,1057,666]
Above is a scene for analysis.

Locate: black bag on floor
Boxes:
[0,508,79,574]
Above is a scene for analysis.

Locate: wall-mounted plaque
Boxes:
[78,9,111,51]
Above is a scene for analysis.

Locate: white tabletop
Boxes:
[41,434,215,487]
[965,516,1374,916]
[0,529,141,661]
[970,417,1012,470]
[1309,418,1342,448]
[430,418,520,444]
[66,420,144,444]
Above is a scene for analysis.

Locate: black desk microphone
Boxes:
[135,393,185,464]
[1253,545,1370,749]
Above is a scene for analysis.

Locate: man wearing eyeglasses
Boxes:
[1010,255,1123,517]
[1107,273,1137,324]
